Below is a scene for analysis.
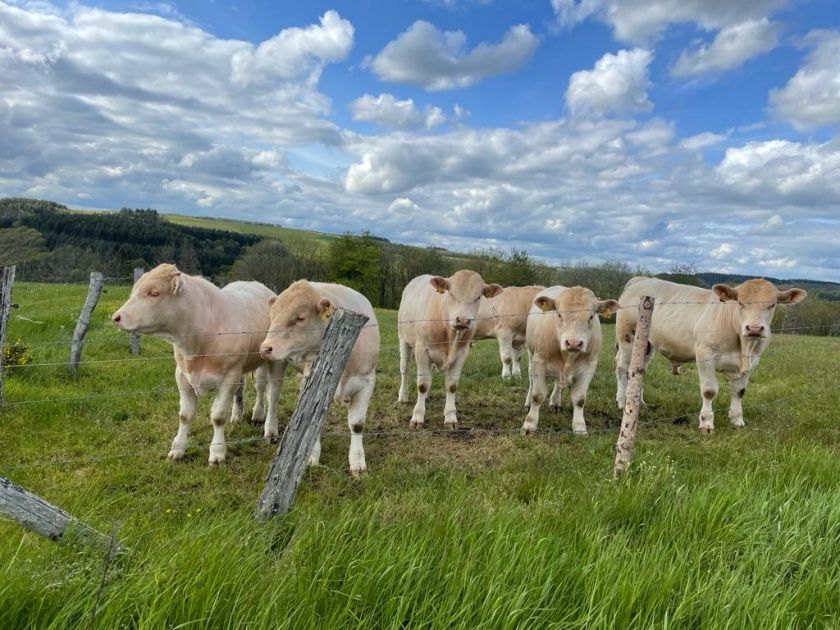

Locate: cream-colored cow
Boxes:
[397,271,503,429]
[523,286,619,435]
[473,285,544,380]
[259,280,379,476]
[615,277,807,432]
[112,264,284,464]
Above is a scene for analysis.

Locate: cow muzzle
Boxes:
[744,325,767,338]
[453,317,471,331]
[564,338,584,352]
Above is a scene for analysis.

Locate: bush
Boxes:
[2,338,33,367]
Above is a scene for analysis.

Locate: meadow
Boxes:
[1,281,838,628]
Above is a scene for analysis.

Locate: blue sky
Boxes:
[1,0,839,279]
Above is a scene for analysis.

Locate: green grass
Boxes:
[164,213,338,250]
[1,281,839,629]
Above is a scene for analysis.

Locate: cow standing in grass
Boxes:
[523,286,620,435]
[397,271,503,429]
[259,280,379,476]
[112,264,284,465]
[473,285,544,380]
[615,277,807,432]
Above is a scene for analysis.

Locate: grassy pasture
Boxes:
[0,281,838,629]
[163,213,338,250]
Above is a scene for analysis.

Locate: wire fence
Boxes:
[1,272,836,476]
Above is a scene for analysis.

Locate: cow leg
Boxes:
[252,365,268,424]
[397,338,412,403]
[169,366,197,461]
[497,331,515,380]
[697,359,719,433]
[570,369,595,435]
[524,348,534,408]
[443,349,468,430]
[411,343,432,428]
[346,375,375,476]
[263,360,286,442]
[615,337,632,409]
[728,372,751,428]
[549,379,562,412]
[522,357,548,435]
[511,339,525,379]
[230,379,245,424]
[208,378,241,465]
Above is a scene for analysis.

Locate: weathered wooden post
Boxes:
[613,296,654,479]
[0,476,123,551]
[129,267,144,355]
[68,271,103,376]
[255,309,369,519]
[0,265,16,408]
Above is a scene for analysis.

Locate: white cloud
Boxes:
[349,93,446,130]
[770,31,840,130]
[680,131,728,150]
[552,0,787,44]
[710,243,734,259]
[388,197,420,213]
[672,19,780,77]
[365,20,538,90]
[566,48,653,116]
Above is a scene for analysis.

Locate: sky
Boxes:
[1,0,838,281]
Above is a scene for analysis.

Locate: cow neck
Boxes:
[165,275,221,357]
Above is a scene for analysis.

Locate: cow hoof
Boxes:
[264,434,279,444]
[551,404,561,413]
[409,419,424,429]
[444,421,459,431]
[520,425,536,436]
[167,449,185,461]
[573,428,588,436]
[251,416,265,426]
[397,396,410,404]
[307,456,320,467]
[349,465,367,478]
[698,427,714,434]
[731,422,745,429]
[208,456,224,466]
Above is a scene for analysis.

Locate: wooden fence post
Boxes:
[0,265,16,408]
[129,267,143,355]
[613,296,655,479]
[68,271,103,376]
[0,476,124,551]
[255,309,369,519]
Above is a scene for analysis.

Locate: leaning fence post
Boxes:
[68,271,104,376]
[613,295,655,479]
[0,265,16,407]
[0,476,124,552]
[129,267,143,355]
[255,309,369,519]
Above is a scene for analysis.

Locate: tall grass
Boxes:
[1,282,838,628]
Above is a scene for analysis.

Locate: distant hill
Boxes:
[697,273,840,301]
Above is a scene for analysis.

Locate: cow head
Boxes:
[111,263,185,334]
[535,286,619,354]
[260,280,334,362]
[712,279,807,339]
[430,270,503,333]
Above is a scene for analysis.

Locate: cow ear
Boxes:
[267,296,277,307]
[483,283,503,298]
[169,268,183,295]
[777,288,807,305]
[318,298,335,321]
[712,284,738,302]
[430,276,449,294]
[596,299,621,316]
[534,296,555,312]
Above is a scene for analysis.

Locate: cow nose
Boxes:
[111,313,121,325]
[260,345,272,358]
[745,325,765,336]
[454,317,470,330]
[565,339,583,351]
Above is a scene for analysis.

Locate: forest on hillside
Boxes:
[1,198,837,334]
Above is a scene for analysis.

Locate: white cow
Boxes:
[397,271,503,429]
[523,286,619,435]
[615,276,807,432]
[473,285,544,380]
[112,263,284,464]
[259,280,379,476]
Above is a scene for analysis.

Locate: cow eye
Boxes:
[297,314,306,322]
[147,290,160,298]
